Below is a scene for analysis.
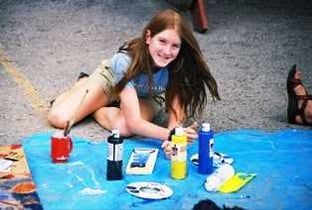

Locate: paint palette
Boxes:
[126,182,173,200]
[190,152,234,168]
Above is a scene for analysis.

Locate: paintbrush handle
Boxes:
[64,121,70,136]
[65,120,74,136]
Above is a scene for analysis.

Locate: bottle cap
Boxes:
[202,122,211,132]
[111,129,120,138]
[175,127,184,136]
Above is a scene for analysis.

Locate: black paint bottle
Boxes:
[106,129,123,180]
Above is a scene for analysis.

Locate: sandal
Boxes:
[287,64,312,125]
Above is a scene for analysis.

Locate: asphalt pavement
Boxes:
[0,0,311,144]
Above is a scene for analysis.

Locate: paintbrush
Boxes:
[63,89,89,136]
[63,120,70,136]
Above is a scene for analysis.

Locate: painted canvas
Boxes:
[0,144,42,209]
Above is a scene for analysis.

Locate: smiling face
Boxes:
[145,29,181,68]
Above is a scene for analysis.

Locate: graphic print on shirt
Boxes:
[133,69,168,97]
[111,52,168,97]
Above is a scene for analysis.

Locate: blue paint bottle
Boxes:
[198,122,214,174]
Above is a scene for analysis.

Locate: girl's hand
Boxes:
[161,140,171,159]
[162,122,198,159]
[184,122,198,143]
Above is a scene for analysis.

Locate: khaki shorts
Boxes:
[88,59,165,115]
[88,59,115,102]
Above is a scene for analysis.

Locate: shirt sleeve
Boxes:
[111,53,135,88]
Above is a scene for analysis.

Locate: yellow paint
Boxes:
[0,49,49,123]
[171,129,187,180]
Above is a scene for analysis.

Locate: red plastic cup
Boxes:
[50,131,73,163]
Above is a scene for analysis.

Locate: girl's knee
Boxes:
[47,109,69,128]
[119,128,133,137]
[110,119,133,137]
[93,107,133,136]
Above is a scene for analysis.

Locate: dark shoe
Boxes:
[77,72,89,81]
[286,64,312,125]
[50,99,55,107]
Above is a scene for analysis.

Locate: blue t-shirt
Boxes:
[111,52,168,97]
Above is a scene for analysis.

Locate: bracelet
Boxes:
[167,128,176,141]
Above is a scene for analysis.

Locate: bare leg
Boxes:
[293,82,312,124]
[50,78,87,108]
[304,101,312,124]
[93,98,156,136]
[48,78,110,128]
[167,95,184,128]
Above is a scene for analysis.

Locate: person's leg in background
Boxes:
[166,0,208,33]
[286,64,312,125]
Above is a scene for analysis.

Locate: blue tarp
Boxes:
[22,129,312,210]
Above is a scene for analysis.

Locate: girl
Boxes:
[287,64,312,125]
[48,9,220,145]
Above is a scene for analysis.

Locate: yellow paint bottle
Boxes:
[171,126,187,179]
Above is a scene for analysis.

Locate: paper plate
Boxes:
[126,182,173,200]
[190,152,234,167]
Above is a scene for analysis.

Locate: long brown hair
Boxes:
[114,9,220,120]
